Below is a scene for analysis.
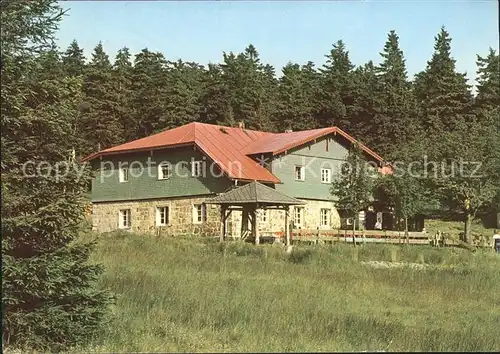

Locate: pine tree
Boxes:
[373,30,419,159]
[1,1,111,350]
[317,40,356,131]
[81,42,123,154]
[62,39,86,77]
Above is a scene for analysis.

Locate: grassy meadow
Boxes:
[76,231,500,353]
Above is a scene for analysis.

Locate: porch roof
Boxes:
[206,181,305,206]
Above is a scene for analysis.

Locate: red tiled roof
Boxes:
[83,122,385,184]
[242,127,336,155]
[83,122,280,183]
[243,126,384,163]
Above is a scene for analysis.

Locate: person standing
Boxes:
[493,230,500,253]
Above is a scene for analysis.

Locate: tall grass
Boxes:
[79,231,500,352]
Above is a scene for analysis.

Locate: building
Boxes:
[84,122,389,237]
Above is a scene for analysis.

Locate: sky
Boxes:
[56,0,499,86]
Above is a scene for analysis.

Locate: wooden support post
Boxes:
[241,207,250,238]
[284,206,290,246]
[253,206,259,245]
[219,205,226,242]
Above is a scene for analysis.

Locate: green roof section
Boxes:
[207,181,306,205]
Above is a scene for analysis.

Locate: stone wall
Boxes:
[92,197,340,238]
[92,195,220,236]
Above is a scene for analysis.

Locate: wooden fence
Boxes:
[257,229,461,247]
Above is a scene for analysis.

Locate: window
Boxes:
[193,204,206,224]
[191,161,202,177]
[260,209,269,223]
[295,165,305,181]
[119,166,129,183]
[156,206,169,226]
[119,209,131,229]
[158,162,171,180]
[320,209,330,227]
[294,207,304,227]
[321,168,331,183]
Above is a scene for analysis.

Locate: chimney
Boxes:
[285,129,293,133]
[238,121,245,129]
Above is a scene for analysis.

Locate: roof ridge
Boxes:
[192,121,276,135]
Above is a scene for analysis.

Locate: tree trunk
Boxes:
[352,212,356,246]
[464,212,472,244]
[405,216,409,244]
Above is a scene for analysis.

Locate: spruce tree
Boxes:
[62,39,86,77]
[199,63,235,126]
[475,48,500,113]
[474,49,500,225]
[1,0,111,350]
[414,26,473,158]
[112,47,135,142]
[317,40,356,131]
[221,44,277,131]
[350,61,379,148]
[276,61,319,131]
[130,48,168,137]
[374,30,419,159]
[161,60,205,129]
[81,42,123,154]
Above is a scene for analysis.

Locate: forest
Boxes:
[1,0,499,351]
[43,21,500,230]
[19,22,500,161]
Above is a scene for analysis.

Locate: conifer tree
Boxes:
[474,49,500,219]
[475,48,500,113]
[414,27,473,158]
[221,45,277,131]
[81,42,123,154]
[317,40,356,131]
[161,60,205,129]
[373,30,419,159]
[199,63,235,126]
[275,61,319,131]
[130,48,168,137]
[1,1,111,350]
[112,47,135,141]
[350,61,379,148]
[62,39,86,77]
